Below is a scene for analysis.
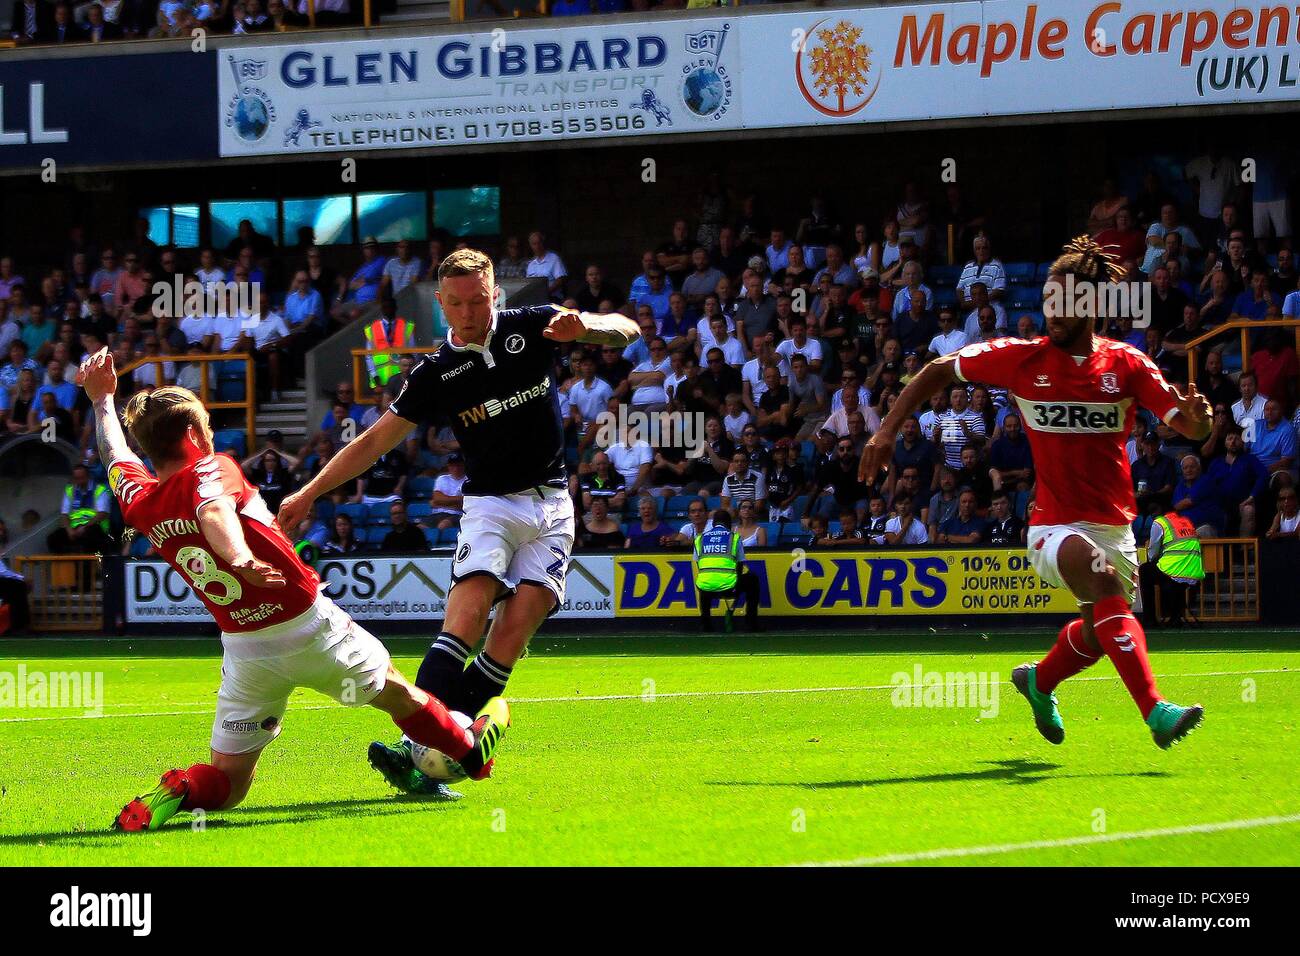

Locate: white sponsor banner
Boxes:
[745,0,1300,126]
[219,1,1299,157]
[219,18,739,156]
[124,555,615,624]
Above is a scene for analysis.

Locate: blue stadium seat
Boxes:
[1006,284,1042,309]
[130,535,152,558]
[423,527,439,547]
[368,502,393,525]
[1035,261,1054,281]
[928,263,963,287]
[217,380,246,402]
[212,428,246,458]
[799,441,815,465]
[705,496,722,511]
[338,503,368,526]
[932,286,958,307]
[315,500,335,523]
[790,495,810,520]
[780,522,806,546]
[665,494,697,520]
[759,522,780,544]
[1005,262,1037,282]
[828,521,842,535]
[407,502,432,522]
[407,475,436,499]
[438,527,460,545]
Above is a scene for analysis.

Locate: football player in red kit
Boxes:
[862,237,1212,749]
[75,349,509,831]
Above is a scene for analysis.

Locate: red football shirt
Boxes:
[954,336,1181,527]
[109,452,319,632]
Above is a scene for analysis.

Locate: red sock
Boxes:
[180,763,231,811]
[1035,618,1102,693]
[395,696,473,760]
[1091,595,1162,719]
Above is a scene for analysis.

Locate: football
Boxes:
[408,711,474,781]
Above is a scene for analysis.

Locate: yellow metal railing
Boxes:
[13,555,102,631]
[1184,319,1300,383]
[116,354,258,455]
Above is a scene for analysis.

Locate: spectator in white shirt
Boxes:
[927,306,969,360]
[629,336,671,412]
[775,315,824,374]
[565,351,614,428]
[723,392,751,442]
[707,315,745,367]
[525,231,567,302]
[935,384,987,468]
[606,432,654,496]
[956,234,1007,307]
[884,494,929,545]
[962,281,1008,338]
[1231,370,1268,428]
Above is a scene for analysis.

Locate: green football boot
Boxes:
[1147,701,1204,750]
[1011,663,1065,745]
[113,769,189,832]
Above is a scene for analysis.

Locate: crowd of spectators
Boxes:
[2,160,1298,571]
[5,0,363,43]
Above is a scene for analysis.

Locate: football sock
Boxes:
[455,652,513,715]
[1035,618,1102,693]
[180,763,231,811]
[415,632,472,703]
[395,697,474,761]
[1092,595,1161,719]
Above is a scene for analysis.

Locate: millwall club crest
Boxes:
[225,54,277,144]
[680,24,733,120]
[1100,372,1120,395]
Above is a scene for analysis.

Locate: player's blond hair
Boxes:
[122,386,212,465]
[1049,234,1123,285]
[437,248,494,285]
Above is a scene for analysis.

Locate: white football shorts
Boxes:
[1027,521,1138,606]
[212,593,390,755]
[452,486,575,612]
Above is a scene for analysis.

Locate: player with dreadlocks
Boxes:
[861,236,1212,749]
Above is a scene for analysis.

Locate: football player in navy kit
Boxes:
[277,249,638,795]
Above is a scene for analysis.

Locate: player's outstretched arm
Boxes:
[276,410,412,532]
[859,354,958,483]
[75,347,142,470]
[543,307,639,347]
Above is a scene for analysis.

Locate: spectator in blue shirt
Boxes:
[631,266,673,323]
[936,490,988,544]
[624,496,674,548]
[1172,454,1225,535]
[1249,399,1297,476]
[988,412,1033,492]
[1229,269,1280,321]
[284,270,326,336]
[343,237,387,309]
[1206,426,1270,535]
[35,359,76,411]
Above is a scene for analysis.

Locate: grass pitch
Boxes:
[1,629,1296,867]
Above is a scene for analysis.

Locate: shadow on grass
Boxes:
[709,758,1171,790]
[0,794,460,849]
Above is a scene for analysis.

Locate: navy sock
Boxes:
[456,652,513,715]
[414,632,472,707]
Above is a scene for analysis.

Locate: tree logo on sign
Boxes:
[795,19,879,118]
